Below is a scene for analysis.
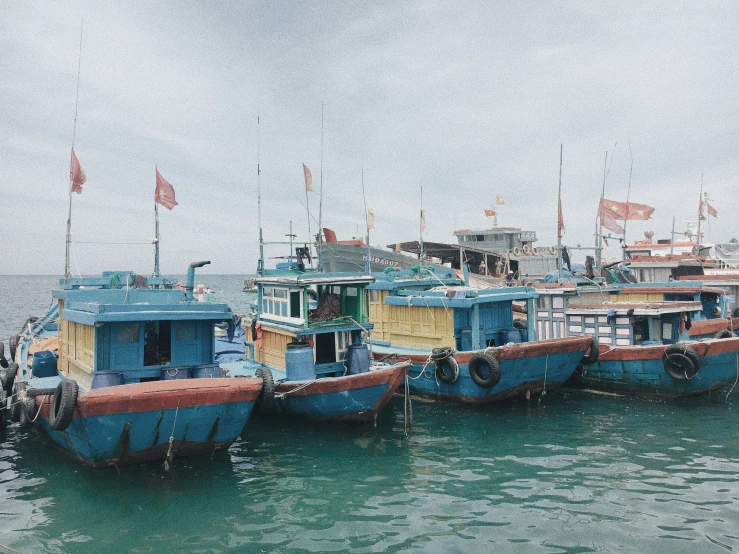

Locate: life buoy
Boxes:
[468,353,501,388]
[580,338,600,365]
[0,363,17,394]
[513,320,527,329]
[435,357,460,383]
[714,330,734,339]
[531,247,539,255]
[522,245,531,255]
[548,246,557,255]
[662,344,701,380]
[512,247,521,256]
[49,379,78,431]
[255,367,275,415]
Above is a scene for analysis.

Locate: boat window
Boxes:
[537,296,550,309]
[476,235,484,241]
[552,297,564,310]
[315,332,337,364]
[116,323,138,343]
[346,287,357,297]
[290,291,301,318]
[144,320,171,366]
[651,319,662,342]
[370,290,379,302]
[662,321,673,340]
[632,317,648,345]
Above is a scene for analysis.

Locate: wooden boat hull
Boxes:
[571,337,739,399]
[380,336,593,404]
[29,378,262,468]
[270,362,409,422]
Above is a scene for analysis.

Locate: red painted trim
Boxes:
[598,337,739,362]
[689,318,735,337]
[273,362,409,398]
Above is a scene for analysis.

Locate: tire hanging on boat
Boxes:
[580,338,600,365]
[19,397,36,429]
[662,344,702,380]
[8,335,19,364]
[0,342,7,369]
[714,330,734,339]
[10,381,26,423]
[254,367,275,415]
[49,379,78,431]
[435,356,460,383]
[0,363,18,394]
[468,353,501,388]
[0,390,6,429]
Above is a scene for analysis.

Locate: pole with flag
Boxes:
[153,167,178,277]
[361,168,372,274]
[65,21,84,282]
[622,140,633,263]
[317,102,325,271]
[303,163,314,268]
[696,174,703,252]
[557,144,564,281]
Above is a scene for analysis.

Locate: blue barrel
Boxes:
[499,328,522,345]
[460,327,472,351]
[519,329,529,342]
[192,363,222,378]
[91,371,124,389]
[31,351,58,378]
[345,344,371,375]
[161,366,191,380]
[285,342,315,381]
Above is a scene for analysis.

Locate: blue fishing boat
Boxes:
[365,268,595,403]
[3,263,262,468]
[220,266,409,423]
[561,300,739,398]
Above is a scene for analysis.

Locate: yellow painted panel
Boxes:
[621,293,664,302]
[257,327,295,369]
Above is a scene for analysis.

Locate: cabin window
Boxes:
[315,332,336,364]
[290,291,301,318]
[537,296,550,309]
[262,286,303,322]
[662,322,673,339]
[116,323,138,344]
[552,297,564,309]
[370,290,380,302]
[144,320,171,366]
[633,317,648,344]
[476,235,484,241]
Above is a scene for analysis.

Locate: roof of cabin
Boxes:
[565,301,701,316]
[679,274,739,281]
[383,285,537,307]
[54,288,232,325]
[617,285,727,295]
[257,272,375,286]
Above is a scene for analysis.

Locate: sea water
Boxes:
[0,275,738,553]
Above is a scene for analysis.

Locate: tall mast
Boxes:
[153,189,160,277]
[361,168,371,274]
[317,102,324,270]
[304,166,313,268]
[419,186,425,272]
[557,144,563,281]
[622,139,633,262]
[257,111,264,275]
[596,150,608,277]
[65,20,83,282]
[696,174,703,253]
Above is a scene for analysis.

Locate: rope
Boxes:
[542,354,548,397]
[0,542,25,554]
[30,398,43,423]
[403,372,413,436]
[723,354,739,404]
[275,379,317,398]
[163,398,181,472]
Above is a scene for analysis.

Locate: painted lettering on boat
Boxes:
[362,255,400,267]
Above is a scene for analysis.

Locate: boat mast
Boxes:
[153,199,160,277]
[361,168,371,274]
[257,111,264,275]
[595,150,608,277]
[622,140,633,263]
[317,102,324,271]
[419,186,425,272]
[696,174,703,254]
[65,20,83,283]
[557,144,563,282]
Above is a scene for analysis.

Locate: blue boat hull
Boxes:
[572,337,739,398]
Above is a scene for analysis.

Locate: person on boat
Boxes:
[506,272,514,286]
[479,261,487,275]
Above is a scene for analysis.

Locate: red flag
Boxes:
[496,196,505,205]
[367,208,375,230]
[558,198,565,236]
[70,148,86,194]
[599,198,654,222]
[303,163,313,192]
[155,168,178,210]
[601,210,625,234]
[484,209,496,217]
[420,210,426,233]
[707,202,717,218]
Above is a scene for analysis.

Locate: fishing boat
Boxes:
[219,262,409,423]
[3,262,263,468]
[365,268,596,403]
[563,300,739,398]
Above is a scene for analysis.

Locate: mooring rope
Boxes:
[163,398,181,472]
[403,372,413,436]
[541,354,549,397]
[724,354,739,404]
[275,379,317,398]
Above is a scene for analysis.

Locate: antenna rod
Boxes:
[622,139,633,262]
[304,165,313,268]
[557,144,563,282]
[317,102,324,271]
[696,174,703,253]
[154,197,160,277]
[361,168,370,274]
[257,111,264,275]
[65,20,83,282]
[420,186,425,273]
[596,150,608,277]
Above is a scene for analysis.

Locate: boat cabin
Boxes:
[253,273,374,377]
[564,302,702,347]
[53,281,232,391]
[366,270,538,351]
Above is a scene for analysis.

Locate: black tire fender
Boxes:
[49,379,78,431]
[9,335,20,363]
[468,352,501,388]
[435,356,460,383]
[714,330,734,339]
[663,344,701,380]
[0,342,7,369]
[0,363,18,394]
[255,367,275,415]
[581,338,600,365]
[19,397,36,429]
[10,381,26,423]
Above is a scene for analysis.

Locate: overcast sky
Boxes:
[2,1,737,275]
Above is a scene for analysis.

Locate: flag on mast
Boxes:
[484,209,496,217]
[155,168,178,210]
[495,196,504,205]
[599,198,654,221]
[420,209,426,233]
[70,148,86,194]
[707,202,717,218]
[367,208,375,230]
[557,197,565,236]
[303,163,313,192]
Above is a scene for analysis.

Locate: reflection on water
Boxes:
[2,277,739,552]
[0,391,737,553]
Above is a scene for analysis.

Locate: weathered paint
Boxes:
[573,337,739,398]
[30,377,262,467]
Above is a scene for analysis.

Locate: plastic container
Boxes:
[499,328,522,345]
[344,344,371,375]
[91,371,124,389]
[192,363,222,378]
[31,350,58,378]
[160,366,191,380]
[285,342,315,381]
